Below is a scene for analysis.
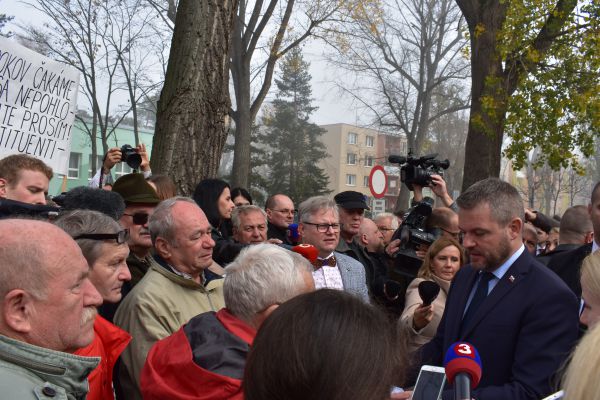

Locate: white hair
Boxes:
[224,244,312,323]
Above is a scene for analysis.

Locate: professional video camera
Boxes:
[389,151,450,190]
[391,196,441,279]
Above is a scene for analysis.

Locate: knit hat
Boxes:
[112,173,160,205]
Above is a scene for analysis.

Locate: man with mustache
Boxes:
[0,219,103,399]
[54,210,133,400]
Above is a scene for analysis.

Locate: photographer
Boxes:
[89,143,151,189]
[411,174,458,212]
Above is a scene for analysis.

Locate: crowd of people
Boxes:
[0,149,599,400]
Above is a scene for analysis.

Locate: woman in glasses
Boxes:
[54,210,132,400]
[400,236,465,353]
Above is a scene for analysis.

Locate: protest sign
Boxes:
[0,37,80,175]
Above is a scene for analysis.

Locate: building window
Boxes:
[347,153,357,165]
[348,132,357,144]
[68,152,81,179]
[88,155,104,179]
[346,174,356,186]
[363,176,369,187]
[366,135,374,147]
[114,161,133,178]
[364,155,374,167]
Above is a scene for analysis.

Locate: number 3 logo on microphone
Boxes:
[454,343,475,358]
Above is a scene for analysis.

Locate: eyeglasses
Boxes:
[123,212,150,225]
[440,227,461,240]
[378,227,396,232]
[271,208,297,215]
[74,229,130,244]
[303,222,341,233]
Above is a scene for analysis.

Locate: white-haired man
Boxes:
[140,244,314,399]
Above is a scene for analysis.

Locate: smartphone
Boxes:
[410,365,446,400]
[541,391,564,400]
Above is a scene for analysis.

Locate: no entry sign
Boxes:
[369,165,388,199]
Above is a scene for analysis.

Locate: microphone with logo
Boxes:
[443,342,482,400]
[287,223,301,245]
[418,280,440,306]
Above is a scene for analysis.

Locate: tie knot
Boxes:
[480,271,494,284]
[314,256,336,270]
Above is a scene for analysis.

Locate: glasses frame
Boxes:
[303,222,342,233]
[270,208,297,215]
[73,229,130,244]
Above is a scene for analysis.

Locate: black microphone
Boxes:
[418,280,440,306]
[388,154,407,164]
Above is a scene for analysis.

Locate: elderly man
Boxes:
[54,210,132,400]
[114,197,225,400]
[0,154,53,205]
[298,196,369,302]
[141,244,314,400]
[232,205,268,244]
[374,212,399,246]
[265,193,296,244]
[416,178,578,400]
[0,219,103,399]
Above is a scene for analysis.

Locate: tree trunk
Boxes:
[230,87,252,188]
[151,0,238,195]
[459,1,509,191]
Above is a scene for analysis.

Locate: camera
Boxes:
[389,151,450,190]
[391,197,441,279]
[120,144,142,170]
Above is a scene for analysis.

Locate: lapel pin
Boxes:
[509,275,515,283]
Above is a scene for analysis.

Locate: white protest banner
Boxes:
[0,37,80,175]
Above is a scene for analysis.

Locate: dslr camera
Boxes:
[120,144,142,170]
[388,151,450,190]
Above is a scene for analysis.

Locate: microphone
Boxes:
[291,244,319,265]
[443,342,482,400]
[287,223,300,244]
[418,281,440,306]
[388,155,407,164]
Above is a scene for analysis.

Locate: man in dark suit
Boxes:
[547,184,600,298]
[538,205,593,266]
[417,178,579,400]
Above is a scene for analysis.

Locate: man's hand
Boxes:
[385,238,401,257]
[390,391,411,400]
[102,147,121,172]
[524,208,537,222]
[137,143,151,172]
[429,175,453,207]
[412,183,424,202]
[415,244,429,260]
[267,238,283,244]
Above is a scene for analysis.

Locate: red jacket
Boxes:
[141,308,256,400]
[74,315,131,400]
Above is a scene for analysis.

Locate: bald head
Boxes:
[0,219,79,299]
[358,218,385,253]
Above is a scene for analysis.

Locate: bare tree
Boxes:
[326,0,470,211]
[229,0,342,189]
[151,0,238,195]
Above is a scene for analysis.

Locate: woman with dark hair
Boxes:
[244,289,407,400]
[231,187,252,206]
[192,178,241,266]
[146,174,177,200]
[400,236,465,352]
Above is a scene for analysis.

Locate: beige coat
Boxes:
[114,258,225,400]
[399,274,451,353]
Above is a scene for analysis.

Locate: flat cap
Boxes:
[334,191,369,210]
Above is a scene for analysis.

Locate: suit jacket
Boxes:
[547,243,592,298]
[536,243,581,266]
[418,250,579,400]
[335,252,370,303]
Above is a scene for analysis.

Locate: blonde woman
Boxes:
[400,236,465,352]
[580,252,600,327]
[562,323,600,399]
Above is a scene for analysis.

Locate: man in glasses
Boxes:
[298,196,369,302]
[265,193,296,245]
[112,173,161,290]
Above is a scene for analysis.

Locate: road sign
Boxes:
[369,165,388,199]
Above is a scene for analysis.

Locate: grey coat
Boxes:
[0,334,99,400]
[335,251,370,303]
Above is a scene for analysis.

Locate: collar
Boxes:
[490,244,525,280]
[0,334,99,397]
[593,240,599,254]
[216,309,257,345]
[151,254,220,291]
